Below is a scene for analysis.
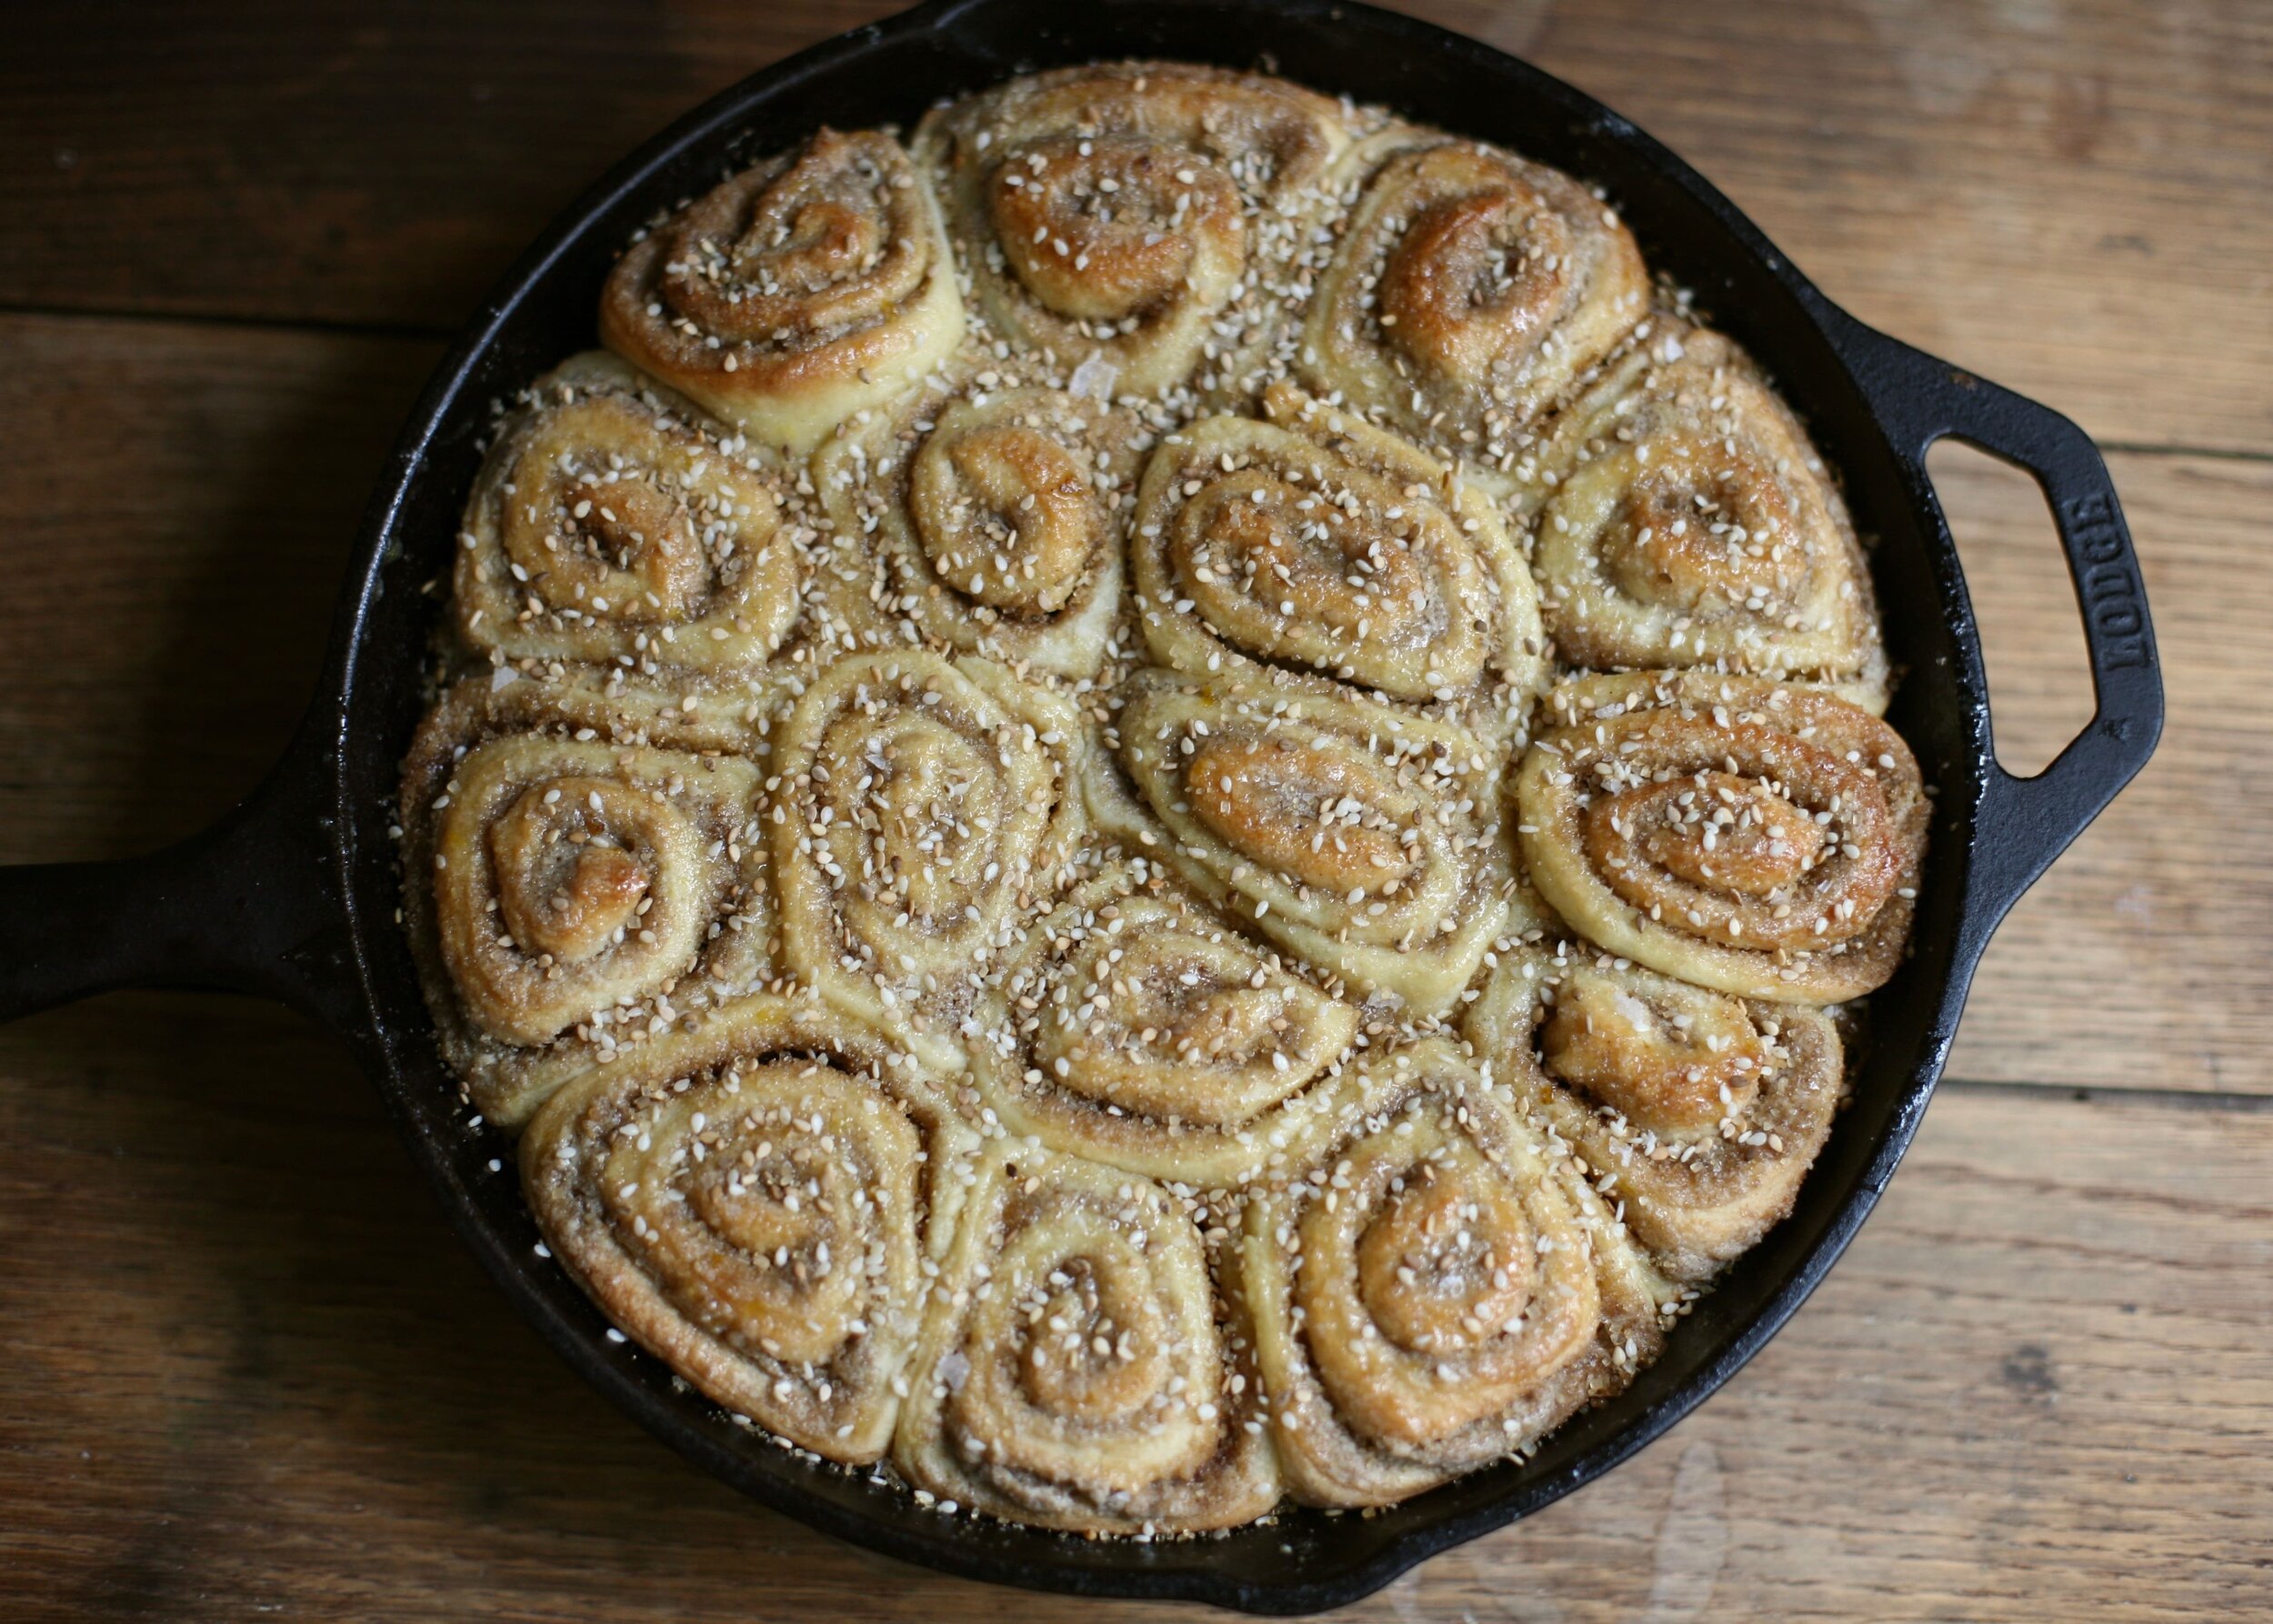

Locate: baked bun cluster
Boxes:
[400,60,1923,1534]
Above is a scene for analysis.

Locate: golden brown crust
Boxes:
[1236,1038,1672,1507]
[1302,132,1649,480]
[1465,941,1845,1282]
[892,1144,1279,1530]
[914,61,1352,403]
[1515,318,1887,703]
[456,352,805,675]
[1517,670,1927,1001]
[1128,384,1546,734]
[522,992,976,1460]
[1096,666,1515,1017]
[399,666,796,1127]
[600,128,965,455]
[812,371,1151,678]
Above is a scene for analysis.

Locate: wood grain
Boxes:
[0,0,902,331]
[1,1,2267,451]
[0,315,437,864]
[0,3,2264,1616]
[1940,449,2273,1093]
[0,1002,2264,1622]
[1486,0,2273,456]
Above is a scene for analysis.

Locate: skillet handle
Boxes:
[1835,318,2164,930]
[0,717,355,1027]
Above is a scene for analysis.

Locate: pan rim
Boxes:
[309,0,1998,1609]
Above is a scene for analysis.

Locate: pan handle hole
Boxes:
[1926,441,2095,777]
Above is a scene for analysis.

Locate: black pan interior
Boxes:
[317,0,1993,1609]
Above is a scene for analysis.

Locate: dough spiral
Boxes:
[400,667,788,1127]
[962,858,1362,1186]
[1301,135,1648,477]
[1098,667,1513,1017]
[1237,1038,1670,1506]
[915,62,1351,401]
[894,1145,1278,1531]
[770,649,1087,1074]
[1516,670,1927,1001]
[454,352,803,677]
[1517,320,1887,703]
[600,127,965,455]
[1130,383,1546,728]
[1466,941,1844,1282]
[813,375,1147,677]
[523,993,975,1460]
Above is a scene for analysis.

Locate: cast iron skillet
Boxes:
[0,0,2163,1610]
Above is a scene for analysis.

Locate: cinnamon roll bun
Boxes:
[399,667,789,1127]
[1301,134,1648,477]
[454,352,804,677]
[397,57,1939,1537]
[1237,1037,1671,1507]
[600,128,965,455]
[1517,320,1887,703]
[1466,942,1843,1282]
[523,992,976,1461]
[812,373,1147,678]
[1129,382,1546,729]
[770,649,1087,1075]
[962,859,1362,1187]
[914,62,1351,402]
[893,1145,1279,1531]
[1097,667,1513,1017]
[1516,670,1927,1001]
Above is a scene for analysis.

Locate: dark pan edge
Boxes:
[309,0,2016,1610]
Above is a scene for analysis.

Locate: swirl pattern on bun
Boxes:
[814,375,1147,677]
[524,994,975,1459]
[1302,135,1648,478]
[1467,941,1844,1282]
[770,649,1087,1074]
[916,62,1351,401]
[399,667,789,1127]
[455,353,805,677]
[601,128,965,455]
[961,859,1362,1187]
[1237,1038,1670,1506]
[894,1145,1279,1530]
[1516,321,1887,703]
[1098,667,1513,1017]
[1517,671,1927,1001]
[1130,382,1546,729]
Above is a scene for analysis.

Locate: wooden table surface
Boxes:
[2,3,2267,1618]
